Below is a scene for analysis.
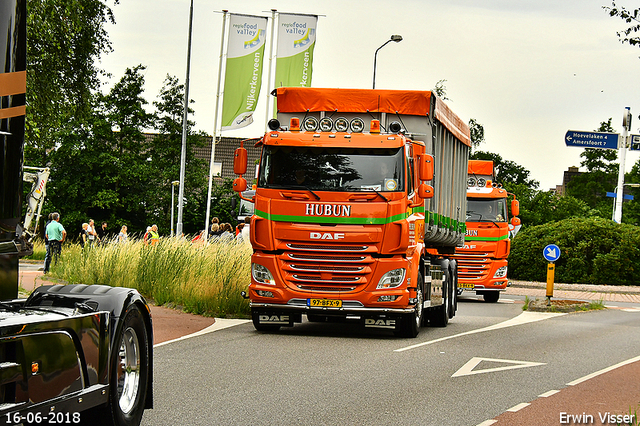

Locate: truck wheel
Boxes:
[430,265,449,327]
[449,263,457,318]
[89,303,150,426]
[483,291,500,303]
[395,272,423,338]
[251,311,281,332]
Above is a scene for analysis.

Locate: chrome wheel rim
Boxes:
[117,327,141,414]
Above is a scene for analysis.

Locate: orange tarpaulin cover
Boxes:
[275,87,471,146]
[468,160,494,176]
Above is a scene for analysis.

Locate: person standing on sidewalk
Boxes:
[43,212,66,274]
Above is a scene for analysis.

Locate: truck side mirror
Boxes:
[511,198,520,217]
[510,216,521,227]
[417,183,433,199]
[417,154,434,181]
[234,147,248,175]
[233,177,247,193]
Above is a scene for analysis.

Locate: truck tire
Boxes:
[483,291,500,303]
[449,262,457,318]
[430,263,449,327]
[90,303,150,426]
[395,272,424,338]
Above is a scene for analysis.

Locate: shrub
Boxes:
[47,237,252,317]
[510,217,640,285]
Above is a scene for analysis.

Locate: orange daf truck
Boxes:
[453,160,520,302]
[233,87,470,337]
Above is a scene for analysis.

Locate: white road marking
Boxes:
[538,389,560,398]
[154,318,251,348]
[452,357,546,377]
[475,420,498,426]
[566,355,640,386]
[395,311,565,352]
[506,402,530,412]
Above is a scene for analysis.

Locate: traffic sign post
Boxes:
[543,244,560,305]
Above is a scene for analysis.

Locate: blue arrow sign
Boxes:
[543,244,561,262]
[565,131,619,149]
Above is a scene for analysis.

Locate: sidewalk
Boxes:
[505,279,640,304]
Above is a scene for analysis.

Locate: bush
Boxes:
[47,237,252,317]
[510,217,640,285]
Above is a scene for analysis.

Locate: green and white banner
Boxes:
[275,13,317,88]
[221,14,268,131]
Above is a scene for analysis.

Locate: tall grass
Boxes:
[47,238,252,318]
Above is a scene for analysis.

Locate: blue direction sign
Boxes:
[565,130,619,149]
[606,192,634,201]
[631,135,640,151]
[543,244,561,262]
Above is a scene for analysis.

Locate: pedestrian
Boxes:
[149,224,159,246]
[97,221,108,244]
[143,226,152,245]
[219,223,234,242]
[86,219,98,247]
[241,215,251,243]
[79,223,89,249]
[117,225,128,243]
[43,212,66,274]
[210,217,220,234]
[42,213,54,271]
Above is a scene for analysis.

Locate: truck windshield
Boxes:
[466,198,508,222]
[258,146,404,192]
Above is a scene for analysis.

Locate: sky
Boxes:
[99,0,640,190]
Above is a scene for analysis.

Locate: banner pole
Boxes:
[204,10,228,240]
[264,9,277,132]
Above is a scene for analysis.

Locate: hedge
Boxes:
[509,217,640,286]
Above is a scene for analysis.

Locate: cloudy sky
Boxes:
[99,0,640,190]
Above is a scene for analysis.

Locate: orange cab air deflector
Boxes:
[274,87,471,147]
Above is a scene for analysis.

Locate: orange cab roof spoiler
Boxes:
[468,160,494,176]
[274,87,471,146]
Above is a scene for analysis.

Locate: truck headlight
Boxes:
[494,266,508,278]
[377,268,406,289]
[252,263,275,285]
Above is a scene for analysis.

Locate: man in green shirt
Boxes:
[44,212,66,273]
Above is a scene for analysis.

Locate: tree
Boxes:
[26,0,118,166]
[148,75,208,234]
[468,118,485,150]
[565,119,618,217]
[604,1,640,48]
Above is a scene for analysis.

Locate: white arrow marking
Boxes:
[546,248,557,258]
[452,357,546,378]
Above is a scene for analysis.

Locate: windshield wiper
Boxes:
[290,185,321,200]
[366,188,388,202]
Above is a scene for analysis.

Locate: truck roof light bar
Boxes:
[370,119,381,134]
[302,116,319,132]
[290,117,301,131]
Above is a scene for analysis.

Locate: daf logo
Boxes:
[364,318,396,329]
[310,232,345,240]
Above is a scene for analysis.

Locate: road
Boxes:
[141,295,640,426]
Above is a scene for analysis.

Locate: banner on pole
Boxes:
[275,13,317,89]
[221,14,268,131]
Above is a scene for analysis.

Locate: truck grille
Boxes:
[279,243,374,293]
[453,252,491,281]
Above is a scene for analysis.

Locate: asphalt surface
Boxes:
[13,265,640,426]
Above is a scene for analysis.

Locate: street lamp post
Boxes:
[373,35,402,89]
[171,180,179,237]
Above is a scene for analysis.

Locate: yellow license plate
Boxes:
[459,283,475,289]
[308,299,342,308]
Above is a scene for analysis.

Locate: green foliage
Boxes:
[603,2,640,48]
[47,238,252,317]
[510,217,640,285]
[468,118,485,150]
